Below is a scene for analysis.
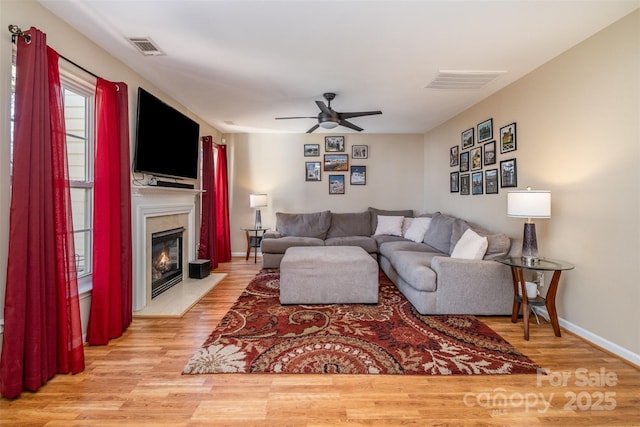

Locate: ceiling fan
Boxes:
[275,93,382,133]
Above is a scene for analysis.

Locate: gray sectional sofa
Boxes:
[261,207,513,315]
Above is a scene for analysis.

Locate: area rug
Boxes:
[183,270,541,375]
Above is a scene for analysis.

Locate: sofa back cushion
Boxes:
[423,213,457,254]
[449,218,511,260]
[326,211,372,238]
[368,207,413,235]
[276,210,332,239]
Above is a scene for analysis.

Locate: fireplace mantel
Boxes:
[131,185,201,311]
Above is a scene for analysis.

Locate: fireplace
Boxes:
[151,227,185,298]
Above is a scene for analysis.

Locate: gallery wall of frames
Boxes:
[449,119,517,195]
[304,136,368,195]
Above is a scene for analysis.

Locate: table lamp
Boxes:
[507,187,551,265]
[249,193,268,229]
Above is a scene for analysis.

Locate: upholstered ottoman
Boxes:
[280,246,379,304]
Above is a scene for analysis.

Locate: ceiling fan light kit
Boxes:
[276,92,382,133]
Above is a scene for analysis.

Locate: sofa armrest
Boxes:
[263,231,282,239]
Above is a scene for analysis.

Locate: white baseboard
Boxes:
[533,307,639,367]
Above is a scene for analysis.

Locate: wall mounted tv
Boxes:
[134,87,200,180]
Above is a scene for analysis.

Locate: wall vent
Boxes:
[127,37,165,56]
[426,70,506,90]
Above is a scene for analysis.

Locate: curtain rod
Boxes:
[9,24,100,80]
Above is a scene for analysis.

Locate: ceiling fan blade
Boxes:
[315,100,332,115]
[275,116,317,120]
[338,110,383,120]
[338,119,363,132]
[306,124,320,133]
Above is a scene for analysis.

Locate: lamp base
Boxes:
[521,222,539,265]
[254,209,262,229]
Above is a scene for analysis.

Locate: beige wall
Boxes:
[225,133,424,253]
[0,0,222,337]
[424,11,640,358]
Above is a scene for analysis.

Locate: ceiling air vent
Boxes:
[426,70,506,90]
[127,37,165,56]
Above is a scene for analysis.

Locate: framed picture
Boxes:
[324,154,348,171]
[472,172,484,195]
[500,158,518,188]
[460,174,470,195]
[461,128,474,149]
[477,118,493,142]
[350,165,366,185]
[304,144,320,157]
[500,122,517,153]
[485,168,499,194]
[483,141,496,165]
[459,151,469,172]
[450,145,459,166]
[305,161,321,181]
[352,145,368,159]
[450,171,459,193]
[470,146,482,171]
[329,175,345,194]
[325,136,345,152]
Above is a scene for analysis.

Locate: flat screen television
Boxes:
[133,87,200,180]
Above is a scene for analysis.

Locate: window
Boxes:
[9,55,96,290]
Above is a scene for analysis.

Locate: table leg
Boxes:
[245,231,250,261]
[510,266,521,323]
[254,231,258,264]
[545,270,563,337]
[516,268,530,340]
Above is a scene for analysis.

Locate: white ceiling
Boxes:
[39,0,638,135]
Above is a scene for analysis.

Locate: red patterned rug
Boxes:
[183,270,541,375]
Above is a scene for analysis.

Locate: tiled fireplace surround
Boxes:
[131,186,200,311]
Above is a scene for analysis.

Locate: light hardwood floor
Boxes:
[1,257,639,426]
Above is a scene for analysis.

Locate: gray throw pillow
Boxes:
[450,218,511,260]
[423,213,457,254]
[276,210,332,239]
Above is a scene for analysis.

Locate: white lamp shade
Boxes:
[249,193,268,208]
[507,190,551,218]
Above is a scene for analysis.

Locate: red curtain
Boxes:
[198,136,218,269]
[86,78,132,345]
[0,28,84,399]
[214,144,231,262]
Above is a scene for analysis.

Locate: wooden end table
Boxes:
[243,227,269,264]
[497,257,574,340]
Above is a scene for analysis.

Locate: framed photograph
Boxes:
[324,154,348,171]
[352,145,368,159]
[500,158,518,188]
[500,122,517,153]
[328,175,345,194]
[477,118,493,142]
[450,145,459,167]
[450,171,459,193]
[460,174,470,195]
[470,146,482,171]
[305,161,321,181]
[472,172,484,195]
[483,141,496,165]
[325,136,345,152]
[461,128,474,149]
[459,151,469,172]
[350,165,366,185]
[304,144,320,157]
[485,168,499,194]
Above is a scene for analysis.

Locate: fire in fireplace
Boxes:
[151,227,185,298]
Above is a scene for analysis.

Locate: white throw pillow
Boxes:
[374,215,404,236]
[401,217,414,237]
[450,228,488,259]
[404,217,432,243]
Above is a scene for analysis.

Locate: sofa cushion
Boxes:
[404,217,432,243]
[261,235,324,254]
[450,218,511,260]
[276,210,331,239]
[423,213,457,254]
[379,240,440,259]
[325,236,378,253]
[388,251,439,292]
[450,228,488,259]
[372,234,410,246]
[326,211,372,238]
[368,207,413,235]
[374,215,404,236]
